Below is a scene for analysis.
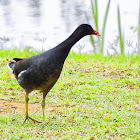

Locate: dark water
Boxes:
[0,0,139,54]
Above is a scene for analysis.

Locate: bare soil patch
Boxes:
[0,100,55,115]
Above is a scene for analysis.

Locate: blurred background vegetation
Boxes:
[0,0,139,56]
[86,0,140,55]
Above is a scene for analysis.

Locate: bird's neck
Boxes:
[58,30,85,53]
[49,30,86,64]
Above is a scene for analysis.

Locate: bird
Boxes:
[7,24,100,123]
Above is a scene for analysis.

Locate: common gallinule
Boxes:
[7,24,100,123]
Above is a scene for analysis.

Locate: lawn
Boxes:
[0,49,140,139]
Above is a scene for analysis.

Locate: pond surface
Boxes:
[0,0,139,54]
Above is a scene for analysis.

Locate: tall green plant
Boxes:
[100,0,111,54]
[138,2,140,52]
[85,13,96,52]
[86,0,99,53]
[117,4,124,55]
[137,26,140,30]
[87,0,111,55]
[91,0,98,31]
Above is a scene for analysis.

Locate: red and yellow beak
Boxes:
[93,30,101,36]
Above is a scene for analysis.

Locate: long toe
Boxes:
[28,116,42,123]
[23,116,42,124]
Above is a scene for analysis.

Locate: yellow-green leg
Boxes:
[23,94,42,124]
[23,94,29,123]
[41,98,46,123]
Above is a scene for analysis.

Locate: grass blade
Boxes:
[117,4,124,55]
[138,2,140,52]
[100,0,111,54]
[85,13,96,52]
[136,26,140,30]
[91,0,100,53]
[91,0,98,31]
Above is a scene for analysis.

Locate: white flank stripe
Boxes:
[18,70,27,78]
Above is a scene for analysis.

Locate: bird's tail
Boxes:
[7,61,15,72]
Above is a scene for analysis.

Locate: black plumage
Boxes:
[7,24,100,123]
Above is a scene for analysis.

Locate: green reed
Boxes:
[86,0,111,55]
[117,4,124,55]
[100,0,111,54]
[138,2,140,52]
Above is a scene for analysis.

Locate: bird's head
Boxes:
[76,24,101,37]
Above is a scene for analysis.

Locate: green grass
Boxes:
[0,49,140,139]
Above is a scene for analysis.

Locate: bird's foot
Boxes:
[23,116,42,124]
